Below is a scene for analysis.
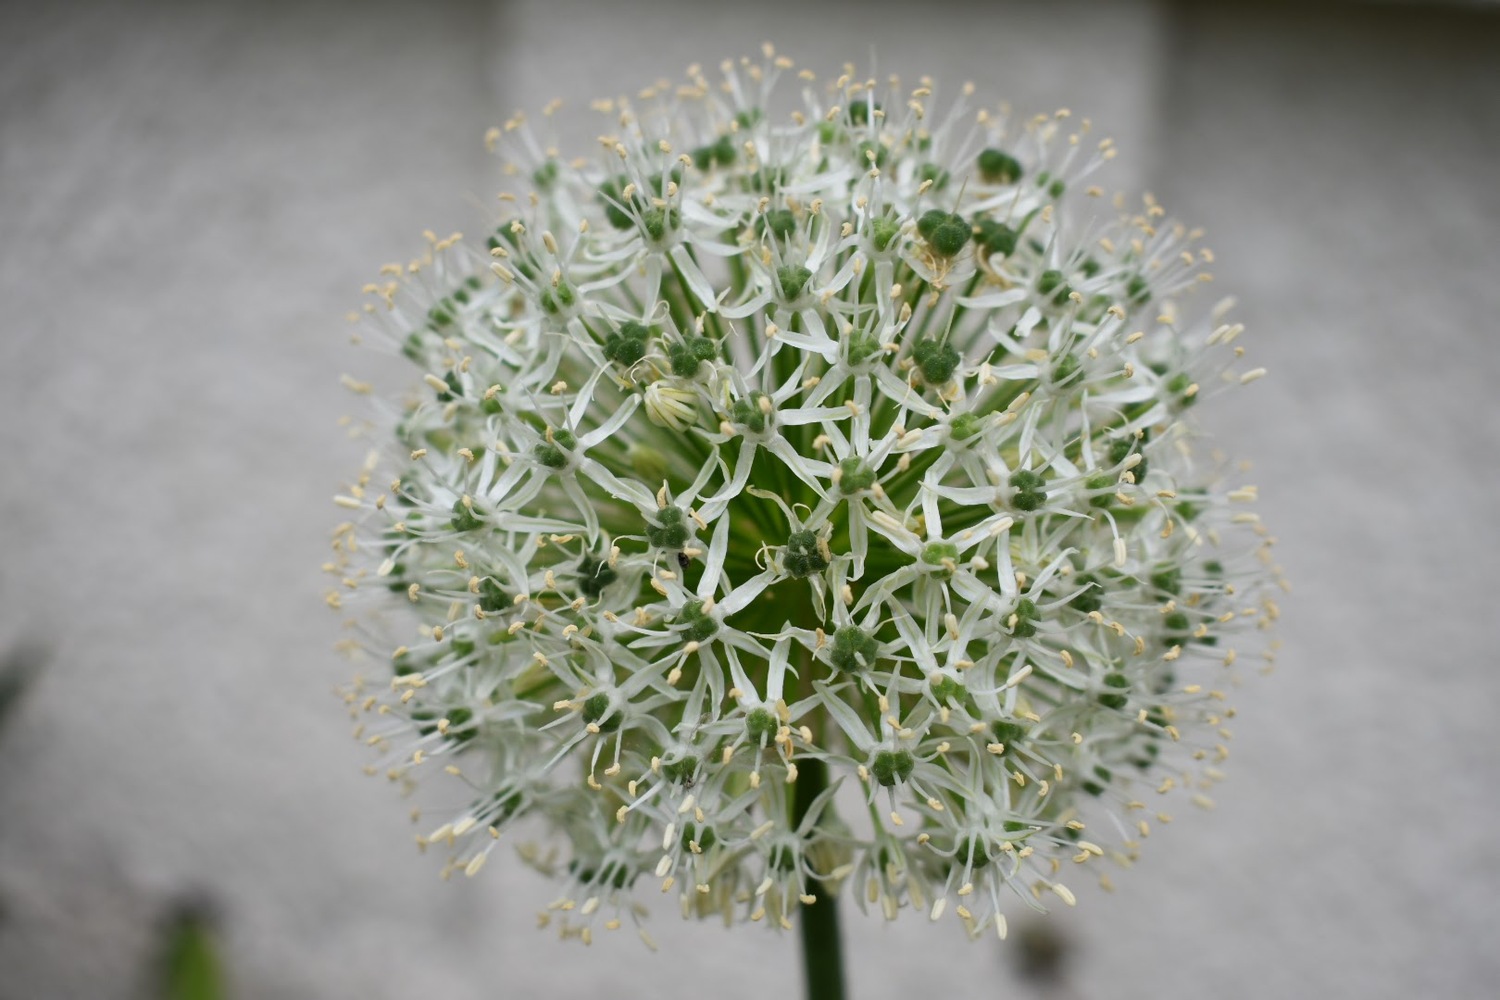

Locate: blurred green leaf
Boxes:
[161,906,226,1000]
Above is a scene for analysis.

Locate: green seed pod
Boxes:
[912,338,962,385]
[1052,352,1081,386]
[670,336,718,377]
[1108,435,1148,482]
[759,208,796,241]
[830,625,879,672]
[576,556,618,598]
[443,706,477,745]
[533,437,570,469]
[846,331,883,366]
[918,163,950,190]
[532,161,559,190]
[777,264,813,301]
[1070,574,1102,614]
[767,842,799,873]
[1011,468,1048,512]
[957,835,991,870]
[836,456,877,495]
[641,206,680,242]
[680,822,718,852]
[917,210,969,258]
[598,175,636,229]
[948,412,983,441]
[783,529,829,578]
[675,599,719,642]
[974,219,1018,258]
[1010,598,1040,638]
[582,691,621,732]
[450,499,483,533]
[603,322,652,367]
[730,392,773,435]
[647,506,690,550]
[847,99,880,125]
[991,720,1028,754]
[711,135,737,165]
[477,577,508,613]
[539,281,577,316]
[976,148,1023,184]
[745,707,779,743]
[662,754,699,785]
[870,214,903,252]
[922,541,960,578]
[1149,565,1182,596]
[1098,672,1130,711]
[871,748,915,787]
[930,675,964,704]
[1037,269,1072,304]
[1166,371,1197,408]
[1011,469,1045,492]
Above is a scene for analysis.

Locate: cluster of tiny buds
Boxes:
[326,46,1284,946]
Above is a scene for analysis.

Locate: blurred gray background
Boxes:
[2,0,1498,997]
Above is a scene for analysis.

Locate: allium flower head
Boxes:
[328,50,1282,946]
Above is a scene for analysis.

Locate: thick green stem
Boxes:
[793,756,846,1000]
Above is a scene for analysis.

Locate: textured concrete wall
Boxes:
[0,4,506,997]
[1129,6,1500,998]
[1,1,1496,998]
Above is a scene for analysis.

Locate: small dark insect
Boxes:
[677,551,691,569]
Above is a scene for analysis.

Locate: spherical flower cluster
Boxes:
[327,51,1281,946]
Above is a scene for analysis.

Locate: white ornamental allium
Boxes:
[327,52,1284,946]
